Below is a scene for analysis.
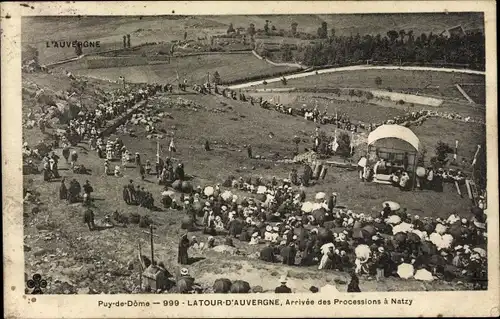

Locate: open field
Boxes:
[252,69,486,105]
[23,81,483,293]
[66,53,299,84]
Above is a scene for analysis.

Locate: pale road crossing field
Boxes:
[228,65,486,89]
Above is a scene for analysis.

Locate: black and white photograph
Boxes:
[2,1,498,318]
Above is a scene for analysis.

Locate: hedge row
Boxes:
[219,68,303,86]
[86,56,148,69]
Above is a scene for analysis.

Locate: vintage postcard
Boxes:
[2,1,499,318]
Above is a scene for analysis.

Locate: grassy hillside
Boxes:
[23,13,483,64]
[68,53,299,84]
[23,68,485,293]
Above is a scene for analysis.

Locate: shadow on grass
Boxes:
[188,256,206,265]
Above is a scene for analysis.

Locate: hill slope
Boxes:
[23,13,484,64]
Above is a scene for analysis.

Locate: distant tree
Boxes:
[264,20,270,35]
[399,30,406,43]
[184,31,187,40]
[420,33,428,44]
[280,44,293,62]
[317,21,328,38]
[227,23,235,34]
[247,23,256,37]
[126,34,131,48]
[212,71,221,85]
[330,28,336,39]
[271,25,277,31]
[386,30,399,43]
[291,22,298,36]
[123,35,127,48]
[24,45,39,65]
[407,30,414,43]
[75,43,83,56]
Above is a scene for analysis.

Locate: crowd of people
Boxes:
[168,174,487,291]
[22,74,488,294]
[215,86,484,133]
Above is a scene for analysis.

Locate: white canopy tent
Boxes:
[367,125,420,189]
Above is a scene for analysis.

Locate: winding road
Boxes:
[227,64,485,90]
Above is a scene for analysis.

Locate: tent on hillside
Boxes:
[367,124,420,189]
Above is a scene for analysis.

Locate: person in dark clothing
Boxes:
[300,238,316,266]
[83,180,93,205]
[327,193,337,212]
[68,179,81,203]
[127,180,136,203]
[281,242,297,266]
[204,140,210,151]
[178,234,190,265]
[155,158,164,179]
[382,203,392,219]
[59,178,67,200]
[123,186,131,204]
[175,163,185,181]
[134,153,141,167]
[83,180,93,196]
[247,145,252,159]
[62,146,70,163]
[260,243,277,263]
[274,277,292,293]
[374,247,390,280]
[347,272,361,292]
[301,164,312,187]
[83,209,95,231]
[139,164,146,180]
[136,185,143,205]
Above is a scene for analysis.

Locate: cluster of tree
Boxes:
[228,20,484,69]
[295,24,485,69]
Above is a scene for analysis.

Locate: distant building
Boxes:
[441,25,466,38]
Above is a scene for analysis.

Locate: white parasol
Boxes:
[416,167,426,177]
[472,247,486,258]
[221,190,233,201]
[204,186,214,197]
[414,268,433,281]
[397,263,415,279]
[446,214,460,225]
[392,222,413,235]
[315,192,326,201]
[161,190,175,196]
[386,215,402,225]
[301,201,314,213]
[257,186,267,194]
[354,244,371,260]
[383,201,400,211]
[435,224,447,235]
